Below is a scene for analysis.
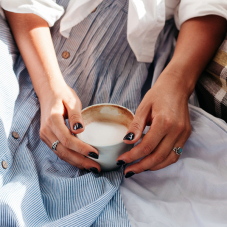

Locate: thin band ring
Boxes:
[173,147,183,155]
[52,140,60,151]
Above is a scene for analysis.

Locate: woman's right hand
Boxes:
[38,80,101,173]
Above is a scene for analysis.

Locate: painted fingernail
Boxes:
[85,168,91,172]
[88,152,99,159]
[117,160,125,166]
[123,132,134,141]
[90,167,99,174]
[125,171,135,178]
[73,123,83,130]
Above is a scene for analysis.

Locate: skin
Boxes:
[4,11,227,176]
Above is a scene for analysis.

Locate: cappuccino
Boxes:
[79,121,128,146]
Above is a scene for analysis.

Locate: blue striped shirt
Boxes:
[0,0,178,226]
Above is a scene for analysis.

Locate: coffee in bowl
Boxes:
[77,103,134,171]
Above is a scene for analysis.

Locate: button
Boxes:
[2,160,8,169]
[92,8,97,13]
[12,131,19,139]
[62,51,70,59]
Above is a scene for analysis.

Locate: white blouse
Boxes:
[1,0,227,63]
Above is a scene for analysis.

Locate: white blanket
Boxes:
[121,104,227,226]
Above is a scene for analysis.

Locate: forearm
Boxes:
[161,15,227,98]
[4,11,65,102]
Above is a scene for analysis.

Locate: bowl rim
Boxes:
[77,103,135,147]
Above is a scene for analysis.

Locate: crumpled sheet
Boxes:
[121,104,227,227]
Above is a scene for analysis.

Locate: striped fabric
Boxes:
[0,0,177,226]
[196,35,227,122]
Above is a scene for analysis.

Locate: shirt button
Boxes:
[2,160,8,169]
[62,51,70,59]
[12,131,19,139]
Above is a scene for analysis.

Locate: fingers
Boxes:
[118,116,168,164]
[63,95,84,134]
[123,103,150,144]
[40,127,101,172]
[40,113,99,159]
[124,123,191,177]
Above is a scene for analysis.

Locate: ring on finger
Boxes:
[52,140,60,151]
[173,147,183,155]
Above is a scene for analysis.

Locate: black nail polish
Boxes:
[125,171,135,178]
[123,132,134,141]
[88,152,99,159]
[84,168,91,172]
[90,167,99,174]
[73,123,83,130]
[117,160,125,166]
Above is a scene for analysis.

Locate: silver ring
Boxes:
[173,147,183,155]
[52,140,60,151]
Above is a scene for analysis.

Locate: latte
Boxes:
[78,121,128,146]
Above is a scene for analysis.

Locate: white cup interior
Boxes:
[77,104,134,146]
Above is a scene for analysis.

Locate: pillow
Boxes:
[196,36,227,122]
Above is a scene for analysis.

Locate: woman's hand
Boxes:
[117,15,226,178]
[117,69,191,177]
[39,80,101,173]
[4,12,101,173]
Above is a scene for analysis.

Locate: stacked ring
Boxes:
[173,147,183,155]
[52,140,60,151]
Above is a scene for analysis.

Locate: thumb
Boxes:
[64,100,84,134]
[123,108,148,144]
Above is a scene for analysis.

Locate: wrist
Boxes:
[160,60,199,99]
[35,76,67,102]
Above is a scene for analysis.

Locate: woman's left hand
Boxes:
[117,14,227,178]
[117,69,192,177]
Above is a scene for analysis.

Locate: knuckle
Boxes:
[130,121,142,132]
[39,126,48,141]
[46,116,53,127]
[57,150,68,160]
[153,154,166,165]
[127,152,135,163]
[69,113,81,122]
[142,144,153,156]
[136,164,146,173]
[172,155,179,164]
[61,136,71,148]
[78,155,86,167]
[176,122,185,134]
[76,146,84,155]
[163,117,174,130]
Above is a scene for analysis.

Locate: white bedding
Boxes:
[121,104,227,226]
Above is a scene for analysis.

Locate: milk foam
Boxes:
[79,121,128,146]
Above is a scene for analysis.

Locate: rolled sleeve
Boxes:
[174,0,227,29]
[1,0,64,27]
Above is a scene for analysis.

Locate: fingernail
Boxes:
[123,132,134,141]
[125,171,135,178]
[90,167,99,174]
[144,169,150,172]
[85,168,91,172]
[73,123,83,130]
[116,160,125,166]
[88,152,99,159]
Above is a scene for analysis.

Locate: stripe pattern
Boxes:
[196,36,227,122]
[0,0,176,226]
